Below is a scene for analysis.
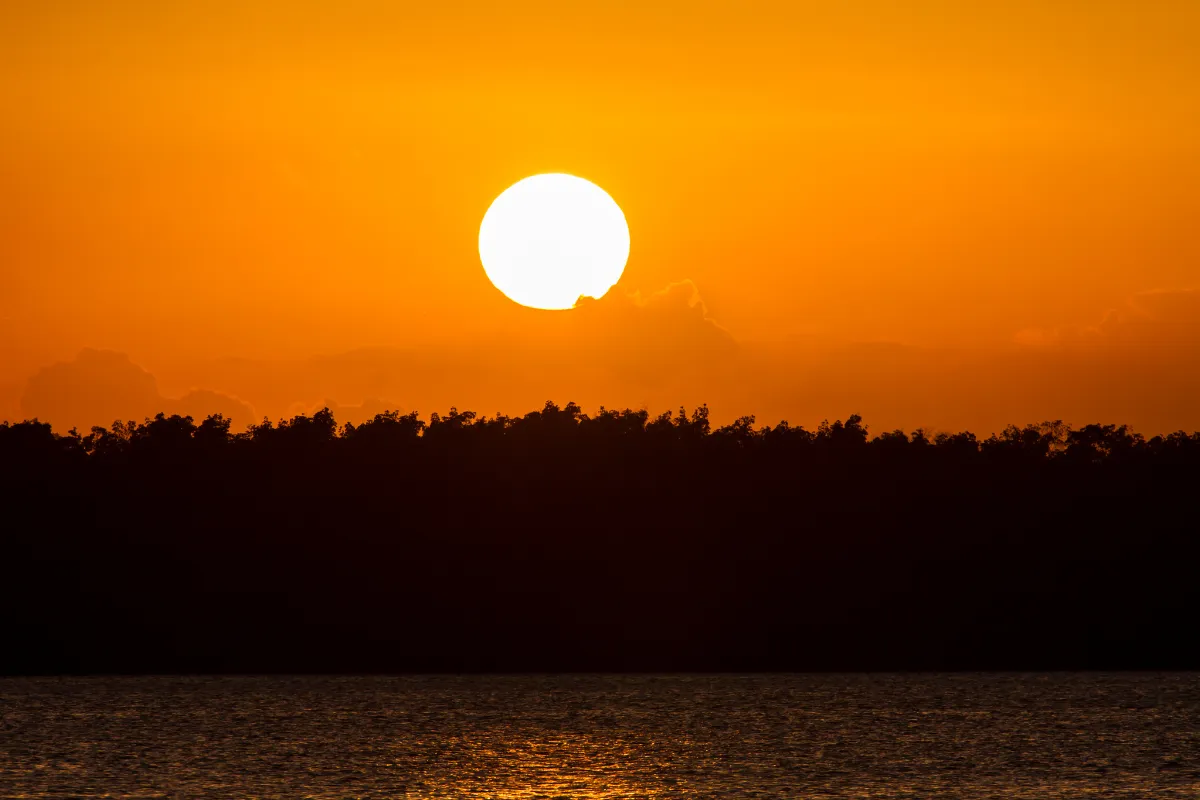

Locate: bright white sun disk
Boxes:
[478,174,630,310]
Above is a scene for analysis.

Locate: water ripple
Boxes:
[1,674,1197,799]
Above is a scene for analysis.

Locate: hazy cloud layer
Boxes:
[21,349,159,429]
[10,286,1200,437]
[172,390,257,428]
[1015,288,1200,350]
[751,288,1200,435]
[578,279,735,352]
[18,348,255,431]
[172,279,743,425]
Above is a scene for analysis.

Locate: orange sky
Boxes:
[2,2,1199,434]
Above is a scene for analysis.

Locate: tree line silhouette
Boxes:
[4,403,1199,673]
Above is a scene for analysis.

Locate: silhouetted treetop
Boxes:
[3,404,1198,476]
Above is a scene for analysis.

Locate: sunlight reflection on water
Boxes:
[1,674,1198,799]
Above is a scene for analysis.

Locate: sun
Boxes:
[479,173,630,310]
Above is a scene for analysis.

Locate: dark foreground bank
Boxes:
[3,404,1199,672]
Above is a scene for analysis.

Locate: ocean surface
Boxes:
[1,674,1197,799]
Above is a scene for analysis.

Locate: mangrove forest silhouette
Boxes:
[3,402,1199,673]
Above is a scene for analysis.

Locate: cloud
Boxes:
[1002,288,1200,430]
[20,349,256,431]
[22,349,160,429]
[571,279,738,385]
[1015,288,1200,352]
[12,280,740,432]
[25,286,1199,439]
[170,389,256,427]
[1105,289,1200,351]
[167,279,742,422]
[578,279,734,347]
[722,288,1200,436]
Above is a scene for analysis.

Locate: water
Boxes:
[1,674,1197,799]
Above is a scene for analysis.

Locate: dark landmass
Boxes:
[3,403,1198,674]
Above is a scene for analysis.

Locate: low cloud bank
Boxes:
[19,349,255,431]
[10,286,1200,436]
[1015,288,1200,351]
